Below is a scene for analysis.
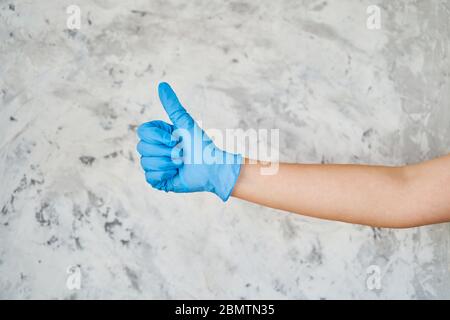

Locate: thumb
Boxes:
[158,82,194,128]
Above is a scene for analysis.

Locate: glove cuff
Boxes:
[211,152,243,202]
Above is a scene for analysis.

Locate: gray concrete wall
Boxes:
[0,0,449,299]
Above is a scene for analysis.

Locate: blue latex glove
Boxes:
[136,82,242,201]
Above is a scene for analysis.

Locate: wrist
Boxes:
[209,152,243,201]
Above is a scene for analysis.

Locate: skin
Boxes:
[231,154,450,228]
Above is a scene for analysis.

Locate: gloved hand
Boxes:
[136,82,242,201]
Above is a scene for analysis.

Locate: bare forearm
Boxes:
[231,155,450,228]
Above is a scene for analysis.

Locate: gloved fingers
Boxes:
[143,120,174,133]
[137,140,173,158]
[153,176,176,192]
[137,122,178,146]
[145,169,177,186]
[137,141,183,162]
[169,174,182,191]
[140,156,183,171]
[158,82,194,128]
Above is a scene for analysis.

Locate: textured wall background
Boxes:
[0,0,449,299]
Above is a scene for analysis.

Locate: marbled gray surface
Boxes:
[0,0,449,299]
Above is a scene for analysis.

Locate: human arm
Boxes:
[231,155,450,228]
[136,83,450,228]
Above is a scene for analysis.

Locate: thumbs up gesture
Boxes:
[136,83,242,201]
